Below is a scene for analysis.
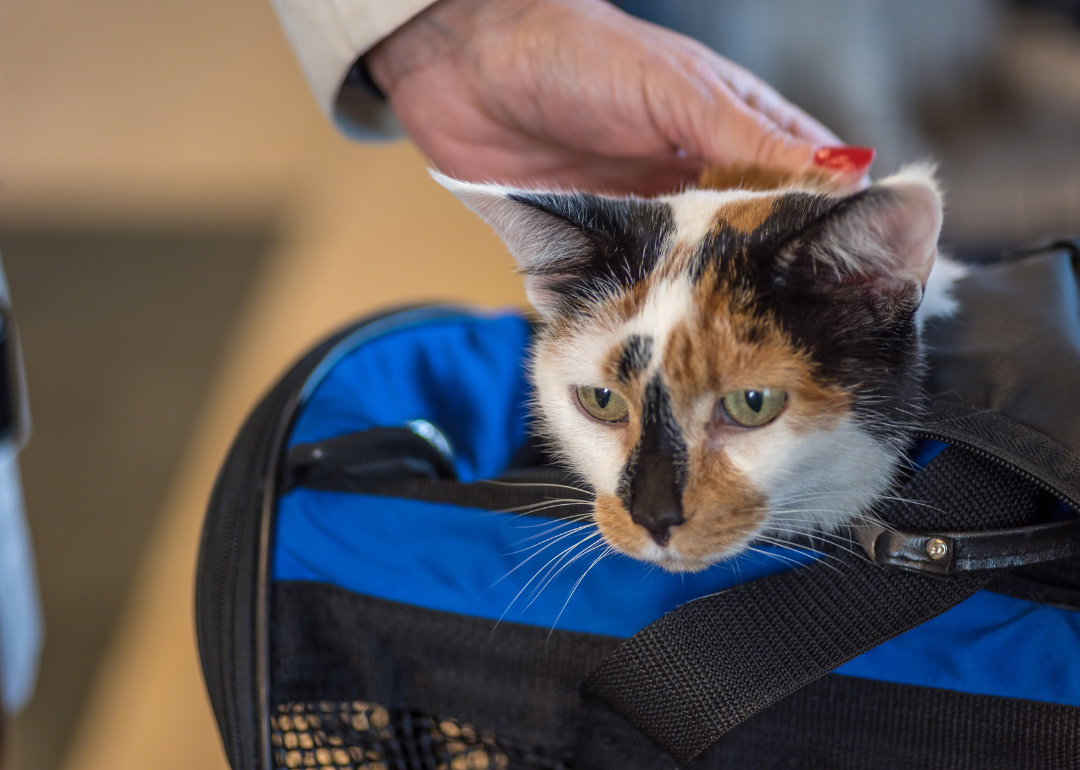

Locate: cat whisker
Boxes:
[871,495,951,515]
[769,491,950,531]
[846,512,901,535]
[525,534,606,612]
[500,503,593,523]
[758,527,876,566]
[492,530,599,630]
[770,490,910,505]
[757,531,860,564]
[523,533,605,611]
[548,545,614,640]
[767,515,882,536]
[499,506,592,525]
[766,505,898,532]
[744,543,846,575]
[507,517,595,545]
[505,522,597,556]
[508,511,594,530]
[481,479,590,495]
[493,497,592,514]
[751,530,837,559]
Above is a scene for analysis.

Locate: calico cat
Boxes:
[438,165,963,573]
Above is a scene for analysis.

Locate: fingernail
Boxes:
[813,146,876,173]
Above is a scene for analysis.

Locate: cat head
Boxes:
[438,166,944,572]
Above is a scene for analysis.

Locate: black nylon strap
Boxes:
[582,443,1051,766]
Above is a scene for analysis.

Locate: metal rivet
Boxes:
[926,537,949,560]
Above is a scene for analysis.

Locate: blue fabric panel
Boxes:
[289,312,532,483]
[274,488,1080,707]
[274,489,817,640]
[910,438,947,470]
[276,311,1080,708]
[834,590,1080,706]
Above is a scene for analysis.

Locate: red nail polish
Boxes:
[813,146,876,173]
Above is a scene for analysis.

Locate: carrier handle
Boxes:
[855,517,1080,576]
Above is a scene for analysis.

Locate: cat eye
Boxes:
[576,386,630,423]
[720,388,787,427]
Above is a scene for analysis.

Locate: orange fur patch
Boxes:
[714,196,778,235]
[698,164,838,194]
[662,282,850,436]
[673,442,767,561]
[593,492,652,557]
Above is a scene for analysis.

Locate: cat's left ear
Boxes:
[802,163,943,291]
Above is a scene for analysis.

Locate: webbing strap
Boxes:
[582,442,1051,766]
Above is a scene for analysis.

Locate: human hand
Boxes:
[367,0,872,195]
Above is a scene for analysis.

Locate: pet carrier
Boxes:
[197,241,1080,769]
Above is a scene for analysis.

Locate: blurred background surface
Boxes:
[0,1,1078,768]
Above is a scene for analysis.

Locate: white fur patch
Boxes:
[918,254,968,324]
[661,188,771,245]
[741,415,899,538]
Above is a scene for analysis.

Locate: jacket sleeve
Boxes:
[269,0,435,140]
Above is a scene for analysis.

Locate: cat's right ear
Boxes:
[433,172,598,319]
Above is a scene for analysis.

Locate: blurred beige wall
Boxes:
[2,0,524,768]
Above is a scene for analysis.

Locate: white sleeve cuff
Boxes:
[270,0,435,140]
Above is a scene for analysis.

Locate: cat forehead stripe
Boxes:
[615,335,653,385]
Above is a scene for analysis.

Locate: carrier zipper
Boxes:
[200,338,339,770]
[197,306,487,770]
[909,425,1080,513]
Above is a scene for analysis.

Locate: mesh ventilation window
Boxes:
[270,702,571,770]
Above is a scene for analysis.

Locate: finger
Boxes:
[673,59,875,185]
[730,70,841,148]
[707,101,874,187]
[811,146,875,191]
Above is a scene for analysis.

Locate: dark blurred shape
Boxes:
[615,0,1080,247]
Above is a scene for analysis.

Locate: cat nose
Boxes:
[632,506,684,547]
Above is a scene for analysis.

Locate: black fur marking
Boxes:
[691,189,927,445]
[762,188,925,439]
[617,376,688,546]
[508,193,673,318]
[690,192,839,283]
[766,279,925,443]
[616,335,653,385]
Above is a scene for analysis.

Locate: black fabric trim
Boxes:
[271,581,1080,769]
[270,581,621,755]
[577,675,1080,770]
[918,395,1080,513]
[284,460,589,515]
[988,555,1080,611]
